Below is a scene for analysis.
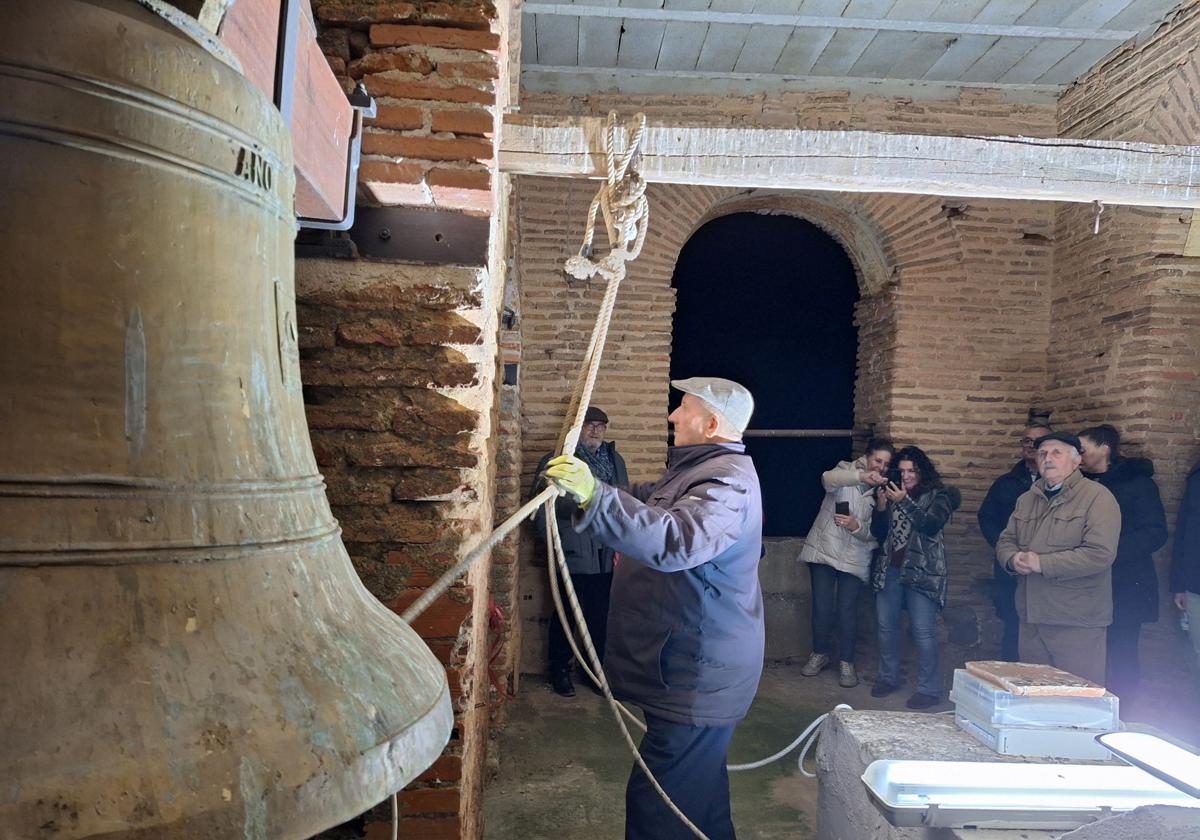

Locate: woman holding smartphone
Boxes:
[799,437,895,688]
[870,446,960,709]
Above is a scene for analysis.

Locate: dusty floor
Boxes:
[481,655,1200,840]
[481,662,949,840]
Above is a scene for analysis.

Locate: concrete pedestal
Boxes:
[814,710,1197,840]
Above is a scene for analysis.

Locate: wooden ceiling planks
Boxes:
[535,12,579,66]
[520,0,1182,100]
[996,37,1081,84]
[732,24,794,73]
[657,19,709,71]
[695,22,753,72]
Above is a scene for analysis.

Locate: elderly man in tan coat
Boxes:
[997,431,1121,685]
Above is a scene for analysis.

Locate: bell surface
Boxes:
[0,1,452,837]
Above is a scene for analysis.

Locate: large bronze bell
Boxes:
[0,1,452,837]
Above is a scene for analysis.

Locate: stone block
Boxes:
[763,593,809,662]
[942,604,980,647]
[759,537,808,594]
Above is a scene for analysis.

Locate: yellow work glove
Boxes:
[544,454,597,508]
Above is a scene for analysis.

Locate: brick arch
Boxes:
[691,190,896,296]
[630,185,973,437]
[636,185,900,298]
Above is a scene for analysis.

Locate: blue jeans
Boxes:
[876,566,940,697]
[809,563,863,663]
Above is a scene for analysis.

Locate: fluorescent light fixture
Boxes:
[1097,732,1200,799]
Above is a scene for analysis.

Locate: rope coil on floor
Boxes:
[400,111,842,840]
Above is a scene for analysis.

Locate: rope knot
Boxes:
[565,112,649,285]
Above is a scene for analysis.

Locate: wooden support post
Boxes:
[218,0,353,221]
[500,116,1200,209]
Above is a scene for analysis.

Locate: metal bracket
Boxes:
[348,205,489,265]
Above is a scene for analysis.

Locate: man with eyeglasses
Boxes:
[978,418,1052,660]
[531,406,629,697]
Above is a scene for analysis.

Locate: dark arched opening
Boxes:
[669,212,859,537]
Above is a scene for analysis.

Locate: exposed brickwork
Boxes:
[1053,4,1200,687]
[297,254,503,839]
[513,170,1055,673]
[302,1,513,822]
[313,0,502,217]
[303,4,1200,833]
[519,88,1058,137]
[304,14,516,832]
[510,15,1200,690]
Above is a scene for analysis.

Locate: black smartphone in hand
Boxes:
[835,501,850,516]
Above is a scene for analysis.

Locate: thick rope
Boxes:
[402,112,649,624]
[402,112,709,839]
[399,111,845,839]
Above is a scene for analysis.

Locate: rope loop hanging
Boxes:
[563,111,650,284]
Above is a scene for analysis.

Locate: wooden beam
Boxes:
[218,0,353,222]
[521,65,1063,102]
[499,116,1200,209]
[523,4,1141,42]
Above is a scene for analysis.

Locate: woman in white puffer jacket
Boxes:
[798,438,895,687]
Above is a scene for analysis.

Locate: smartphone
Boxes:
[886,467,903,488]
[835,501,850,516]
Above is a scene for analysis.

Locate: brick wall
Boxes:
[519,87,1059,136]
[510,94,1060,681]
[305,0,513,836]
[1052,3,1200,686]
[316,0,503,216]
[513,171,1056,676]
[510,13,1200,690]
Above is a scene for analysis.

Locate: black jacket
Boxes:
[1170,462,1200,596]
[871,485,962,608]
[1084,457,1167,625]
[531,442,629,575]
[978,461,1039,548]
[978,461,1039,608]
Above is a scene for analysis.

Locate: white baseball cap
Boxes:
[671,377,755,435]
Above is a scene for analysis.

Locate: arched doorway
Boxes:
[669,212,859,537]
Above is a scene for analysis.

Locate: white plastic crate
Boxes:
[956,713,1115,761]
[951,668,1119,730]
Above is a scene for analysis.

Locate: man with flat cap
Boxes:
[996,430,1121,684]
[532,406,629,698]
[546,377,763,840]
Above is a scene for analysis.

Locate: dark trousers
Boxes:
[1106,615,1143,706]
[548,571,613,675]
[992,566,1019,661]
[808,563,863,663]
[626,712,737,840]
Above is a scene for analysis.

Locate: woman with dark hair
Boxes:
[799,437,895,688]
[870,446,961,709]
[1079,424,1167,707]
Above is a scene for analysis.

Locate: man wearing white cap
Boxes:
[546,377,764,840]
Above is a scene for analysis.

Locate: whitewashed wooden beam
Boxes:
[499,116,1200,209]
[523,4,1142,41]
